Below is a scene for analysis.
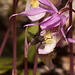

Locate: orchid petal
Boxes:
[39,4,56,13]
[61,27,68,42]
[60,14,69,42]
[25,8,48,16]
[25,0,32,11]
[40,30,46,36]
[60,15,69,26]
[40,16,52,24]
[66,25,72,34]
[10,8,47,19]
[27,13,46,21]
[40,13,60,25]
[38,44,55,54]
[25,0,46,21]
[41,20,60,29]
[40,13,61,29]
[38,0,58,13]
[23,23,37,27]
[68,38,75,43]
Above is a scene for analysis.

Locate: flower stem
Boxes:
[13,17,17,75]
[24,28,28,75]
[59,7,75,15]
[12,0,18,74]
[0,0,19,57]
[33,53,38,75]
[0,21,12,56]
[16,0,19,8]
[33,25,41,75]
[24,58,28,75]
[69,0,74,75]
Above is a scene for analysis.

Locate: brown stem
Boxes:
[58,7,75,15]
[12,0,18,75]
[13,17,17,75]
[33,25,41,75]
[69,0,74,75]
[33,53,38,75]
[24,28,28,75]
[0,21,12,56]
[16,0,19,8]
[0,0,19,57]
[24,58,28,75]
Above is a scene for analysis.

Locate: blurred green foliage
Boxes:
[0,24,40,75]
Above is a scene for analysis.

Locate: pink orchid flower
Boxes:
[10,0,75,43]
[23,0,75,43]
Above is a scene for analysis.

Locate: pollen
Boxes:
[30,0,39,8]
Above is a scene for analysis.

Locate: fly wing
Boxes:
[28,32,40,45]
[28,32,35,38]
[31,39,38,45]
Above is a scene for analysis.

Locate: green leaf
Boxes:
[0,69,8,74]
[0,57,24,74]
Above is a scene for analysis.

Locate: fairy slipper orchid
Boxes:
[24,0,75,42]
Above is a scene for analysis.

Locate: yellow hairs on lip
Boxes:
[30,0,39,8]
[43,31,53,44]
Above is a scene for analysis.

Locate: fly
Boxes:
[28,32,44,45]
